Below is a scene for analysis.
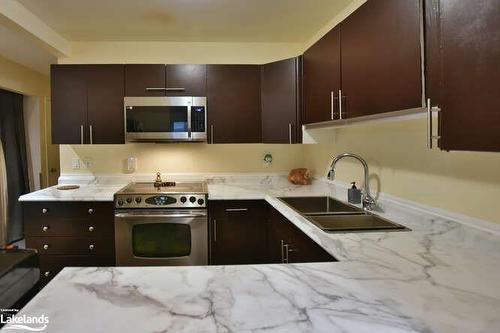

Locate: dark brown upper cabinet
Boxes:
[261,57,301,144]
[51,64,125,144]
[51,65,88,144]
[427,0,500,152]
[125,64,206,97]
[86,65,125,144]
[165,65,207,96]
[207,65,261,143]
[340,0,422,118]
[125,64,166,96]
[303,27,341,124]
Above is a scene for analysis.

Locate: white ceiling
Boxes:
[16,0,354,42]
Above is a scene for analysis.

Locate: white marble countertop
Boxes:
[18,184,126,202]
[9,174,500,332]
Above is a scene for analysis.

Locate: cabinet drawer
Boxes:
[209,200,268,219]
[39,255,115,285]
[23,202,114,237]
[27,237,115,257]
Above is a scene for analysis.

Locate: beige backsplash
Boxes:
[59,118,500,224]
[302,118,500,224]
[60,143,305,174]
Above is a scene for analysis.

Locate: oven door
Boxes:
[114,209,207,266]
[124,96,192,142]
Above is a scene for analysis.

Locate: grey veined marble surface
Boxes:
[10,174,500,332]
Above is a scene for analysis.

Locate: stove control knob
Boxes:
[197,198,205,205]
[118,200,124,206]
[189,196,196,203]
[126,198,132,204]
[180,196,187,203]
[135,197,142,203]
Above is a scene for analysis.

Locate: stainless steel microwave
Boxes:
[124,96,207,142]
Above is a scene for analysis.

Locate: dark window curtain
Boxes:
[0,89,29,243]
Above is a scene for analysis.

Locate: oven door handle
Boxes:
[115,212,207,218]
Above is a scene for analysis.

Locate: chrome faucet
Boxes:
[327,152,376,211]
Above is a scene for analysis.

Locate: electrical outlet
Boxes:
[82,158,93,169]
[71,158,80,170]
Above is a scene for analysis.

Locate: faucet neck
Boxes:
[328,152,376,210]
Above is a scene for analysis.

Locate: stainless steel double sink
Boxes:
[278,196,409,233]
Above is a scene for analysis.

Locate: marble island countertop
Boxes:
[9,174,500,332]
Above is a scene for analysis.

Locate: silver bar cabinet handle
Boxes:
[427,98,441,149]
[225,208,249,212]
[330,91,335,120]
[210,125,214,144]
[280,240,285,263]
[80,125,84,144]
[283,243,289,263]
[145,87,167,92]
[89,125,93,144]
[288,123,293,144]
[213,219,217,242]
[427,98,433,149]
[338,89,343,120]
[165,87,185,92]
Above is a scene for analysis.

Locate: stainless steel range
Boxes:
[114,176,208,266]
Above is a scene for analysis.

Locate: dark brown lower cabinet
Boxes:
[267,208,335,264]
[23,202,115,286]
[209,200,336,265]
[209,200,268,265]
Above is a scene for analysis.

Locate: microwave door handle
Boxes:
[187,105,192,139]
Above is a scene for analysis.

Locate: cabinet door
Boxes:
[125,64,166,96]
[261,58,300,144]
[435,0,500,152]
[303,27,341,124]
[165,65,207,96]
[210,200,267,265]
[86,65,125,144]
[207,65,261,143]
[268,208,335,264]
[267,207,294,264]
[340,0,422,118]
[51,65,88,144]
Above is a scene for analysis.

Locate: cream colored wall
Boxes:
[0,55,54,188]
[58,41,304,64]
[60,144,304,174]
[303,119,500,224]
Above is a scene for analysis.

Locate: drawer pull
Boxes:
[43,244,49,250]
[225,208,249,212]
[42,226,49,232]
[44,271,50,277]
[89,244,95,251]
[88,226,95,232]
[42,208,48,214]
[88,208,94,214]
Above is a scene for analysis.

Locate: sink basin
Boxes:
[278,196,410,233]
[305,213,409,233]
[279,196,361,214]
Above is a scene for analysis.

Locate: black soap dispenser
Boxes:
[348,182,362,204]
